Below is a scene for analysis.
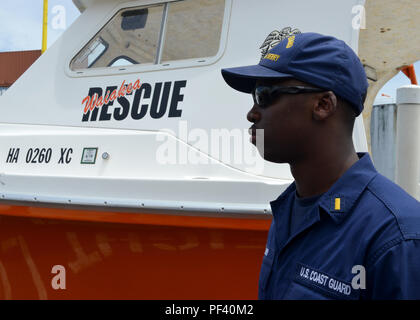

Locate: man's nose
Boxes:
[247,104,261,123]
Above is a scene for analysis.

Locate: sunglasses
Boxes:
[252,85,326,108]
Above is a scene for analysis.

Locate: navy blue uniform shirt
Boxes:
[259,152,420,299]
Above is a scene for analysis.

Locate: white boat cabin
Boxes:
[0,0,370,214]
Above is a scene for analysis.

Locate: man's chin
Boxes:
[259,151,288,164]
[252,139,291,164]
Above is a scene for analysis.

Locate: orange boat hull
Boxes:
[0,204,271,299]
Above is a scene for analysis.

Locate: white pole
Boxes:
[395,85,420,200]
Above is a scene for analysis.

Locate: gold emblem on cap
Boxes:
[263,53,280,62]
[259,27,301,60]
[286,36,295,49]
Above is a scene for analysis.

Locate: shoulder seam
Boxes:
[366,178,405,238]
[366,238,420,268]
[366,237,403,267]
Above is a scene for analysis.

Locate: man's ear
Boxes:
[312,91,337,121]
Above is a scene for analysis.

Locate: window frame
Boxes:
[108,55,139,67]
[86,37,109,68]
[66,0,232,78]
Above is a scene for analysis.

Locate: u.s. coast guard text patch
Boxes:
[294,263,359,299]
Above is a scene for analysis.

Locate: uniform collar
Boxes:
[270,152,378,225]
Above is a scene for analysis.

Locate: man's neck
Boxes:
[291,148,359,198]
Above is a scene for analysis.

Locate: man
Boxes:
[221,32,420,299]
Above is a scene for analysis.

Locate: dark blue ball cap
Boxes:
[221,32,369,116]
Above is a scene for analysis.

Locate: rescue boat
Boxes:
[0,0,417,299]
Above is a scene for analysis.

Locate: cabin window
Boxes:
[71,5,164,70]
[70,0,226,71]
[161,0,225,63]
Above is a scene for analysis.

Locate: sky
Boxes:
[0,0,418,102]
[0,0,79,51]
